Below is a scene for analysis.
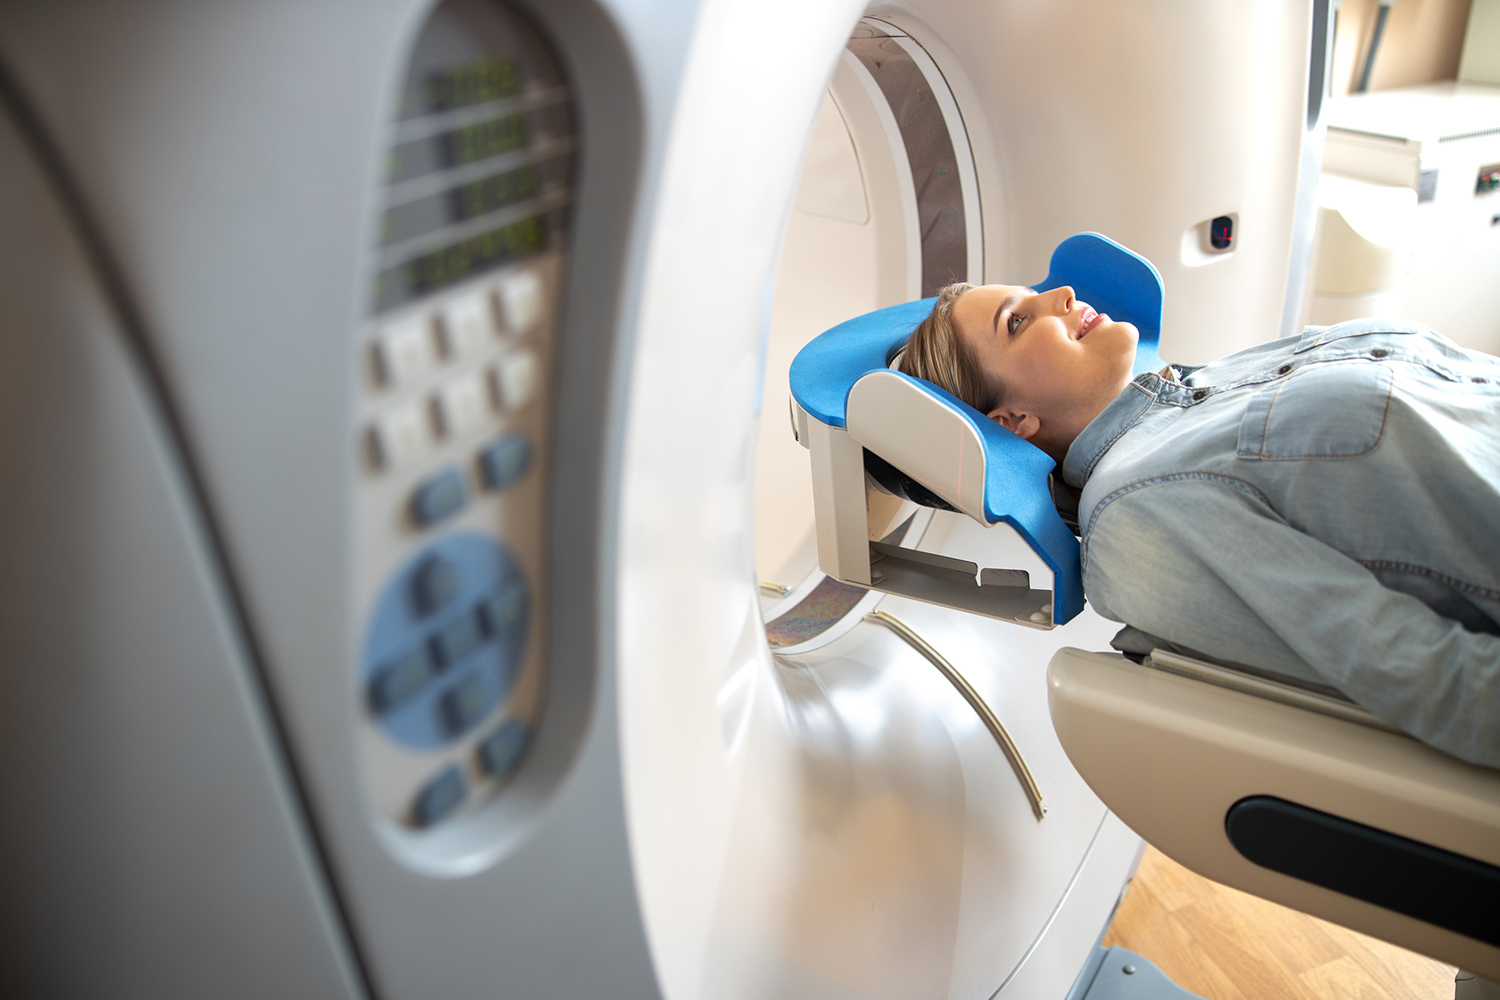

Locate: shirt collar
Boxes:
[1060,373,1161,488]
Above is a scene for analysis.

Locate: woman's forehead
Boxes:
[980,283,1032,294]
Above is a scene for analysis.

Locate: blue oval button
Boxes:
[477,433,533,491]
[477,719,530,778]
[412,765,466,827]
[362,534,530,749]
[410,468,467,526]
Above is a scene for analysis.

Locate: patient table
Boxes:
[789,233,1500,988]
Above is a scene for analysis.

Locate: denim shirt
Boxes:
[1060,318,1500,767]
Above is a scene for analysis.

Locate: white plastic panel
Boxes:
[1049,647,1500,980]
[0,75,364,1000]
[847,370,988,522]
[0,1,671,997]
[869,0,1320,363]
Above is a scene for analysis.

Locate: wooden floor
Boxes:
[1101,846,1457,1000]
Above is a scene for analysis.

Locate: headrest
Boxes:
[787,233,1165,626]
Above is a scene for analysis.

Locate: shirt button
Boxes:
[1276,364,1292,375]
[1370,348,1389,358]
[1192,389,1208,400]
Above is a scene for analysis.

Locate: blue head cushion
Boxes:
[1032,233,1164,376]
[787,232,1166,625]
[789,233,1164,430]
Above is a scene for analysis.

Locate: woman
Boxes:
[899,282,1500,769]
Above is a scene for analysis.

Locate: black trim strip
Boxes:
[1226,795,1500,947]
[0,48,380,1000]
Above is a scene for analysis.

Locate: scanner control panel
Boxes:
[354,0,573,836]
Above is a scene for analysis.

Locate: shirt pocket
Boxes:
[1294,318,1424,353]
[1236,361,1395,459]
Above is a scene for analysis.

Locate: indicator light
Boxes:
[1210,215,1234,250]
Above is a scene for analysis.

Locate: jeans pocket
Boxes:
[1236,361,1394,459]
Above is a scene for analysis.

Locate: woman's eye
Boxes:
[1007,313,1022,335]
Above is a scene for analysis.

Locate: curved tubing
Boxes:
[864,610,1047,819]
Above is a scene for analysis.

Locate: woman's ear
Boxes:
[989,406,1040,442]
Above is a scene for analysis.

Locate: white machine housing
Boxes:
[0,0,1347,999]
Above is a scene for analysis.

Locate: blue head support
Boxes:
[1033,232,1164,377]
[788,233,1165,626]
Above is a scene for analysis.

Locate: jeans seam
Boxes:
[1356,559,1500,603]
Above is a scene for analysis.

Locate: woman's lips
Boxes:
[1077,305,1103,339]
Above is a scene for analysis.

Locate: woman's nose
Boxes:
[1047,286,1075,314]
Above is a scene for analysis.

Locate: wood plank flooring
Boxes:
[1100,846,1458,1000]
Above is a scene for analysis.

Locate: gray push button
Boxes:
[370,646,436,713]
[441,674,491,737]
[410,468,467,525]
[477,433,533,491]
[432,611,484,666]
[413,765,467,827]
[410,554,461,616]
[477,719,529,778]
[480,580,527,638]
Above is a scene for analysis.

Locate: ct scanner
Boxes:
[3,0,1490,998]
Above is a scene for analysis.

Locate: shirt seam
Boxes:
[1078,381,1156,482]
[1080,472,1274,572]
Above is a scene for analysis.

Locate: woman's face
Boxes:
[952,283,1138,448]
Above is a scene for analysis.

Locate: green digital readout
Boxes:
[427,56,521,112]
[446,113,528,166]
[405,215,547,295]
[388,112,531,183]
[452,165,537,221]
[377,15,575,313]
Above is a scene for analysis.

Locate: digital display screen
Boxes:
[452,162,537,219]
[425,56,521,112]
[387,107,559,184]
[381,154,570,245]
[374,207,566,312]
[447,112,528,164]
[375,0,574,313]
[407,214,547,292]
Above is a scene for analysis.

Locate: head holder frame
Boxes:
[787,233,1164,628]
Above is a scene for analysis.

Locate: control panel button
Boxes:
[477,432,533,491]
[480,579,527,638]
[492,348,538,412]
[440,674,492,737]
[495,269,542,335]
[412,765,467,827]
[477,720,529,778]
[410,468,467,525]
[432,609,485,666]
[436,373,488,439]
[410,554,461,616]
[441,290,494,358]
[362,534,526,752]
[370,645,437,713]
[376,314,434,387]
[371,402,429,470]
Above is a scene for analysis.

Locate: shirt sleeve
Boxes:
[1081,477,1500,768]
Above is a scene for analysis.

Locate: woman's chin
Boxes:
[1098,320,1140,364]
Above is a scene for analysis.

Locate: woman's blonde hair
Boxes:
[895,282,1006,415]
